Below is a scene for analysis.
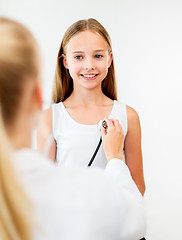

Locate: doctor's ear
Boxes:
[62,54,69,69]
[34,82,43,111]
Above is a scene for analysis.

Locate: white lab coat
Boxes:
[13,149,146,240]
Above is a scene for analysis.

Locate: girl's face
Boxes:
[63,30,112,91]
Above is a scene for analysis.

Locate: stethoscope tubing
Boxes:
[87,137,102,167]
[88,120,107,167]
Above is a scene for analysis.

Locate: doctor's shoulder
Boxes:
[37,107,53,153]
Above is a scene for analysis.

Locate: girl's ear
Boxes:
[108,51,113,68]
[62,54,69,69]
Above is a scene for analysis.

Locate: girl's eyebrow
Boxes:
[72,49,106,54]
[94,49,105,52]
[72,51,84,54]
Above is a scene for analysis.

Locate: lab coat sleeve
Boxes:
[105,158,146,240]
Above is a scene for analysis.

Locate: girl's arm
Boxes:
[37,108,57,162]
[124,106,146,195]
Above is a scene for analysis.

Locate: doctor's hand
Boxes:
[101,118,124,161]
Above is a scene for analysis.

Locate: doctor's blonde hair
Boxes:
[52,18,117,103]
[0,17,39,240]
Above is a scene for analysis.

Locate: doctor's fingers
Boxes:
[112,119,124,135]
[105,118,123,134]
[104,118,114,130]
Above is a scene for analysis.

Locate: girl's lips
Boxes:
[80,74,98,80]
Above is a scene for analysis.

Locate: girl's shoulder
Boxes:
[42,102,65,129]
[112,101,140,123]
[126,105,139,119]
[125,105,141,132]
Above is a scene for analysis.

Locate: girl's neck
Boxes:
[65,87,111,107]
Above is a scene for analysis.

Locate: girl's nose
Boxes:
[83,58,95,70]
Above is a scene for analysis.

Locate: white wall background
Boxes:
[1,0,182,239]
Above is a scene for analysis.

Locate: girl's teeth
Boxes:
[83,74,96,78]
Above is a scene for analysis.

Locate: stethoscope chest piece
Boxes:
[98,120,108,130]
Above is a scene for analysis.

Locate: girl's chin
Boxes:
[78,82,101,90]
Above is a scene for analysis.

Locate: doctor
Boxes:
[0,17,146,240]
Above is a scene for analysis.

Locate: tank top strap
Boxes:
[110,101,128,137]
[52,102,65,141]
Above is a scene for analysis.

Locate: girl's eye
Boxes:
[75,56,83,60]
[95,54,103,59]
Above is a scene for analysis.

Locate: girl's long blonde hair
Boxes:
[0,17,39,240]
[52,18,117,103]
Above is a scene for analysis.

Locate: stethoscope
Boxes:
[87,120,108,167]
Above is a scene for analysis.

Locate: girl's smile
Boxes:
[80,73,99,81]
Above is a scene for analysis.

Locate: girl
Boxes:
[37,18,145,195]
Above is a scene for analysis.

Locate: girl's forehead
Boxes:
[66,30,108,52]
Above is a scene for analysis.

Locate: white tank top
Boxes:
[52,100,128,168]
